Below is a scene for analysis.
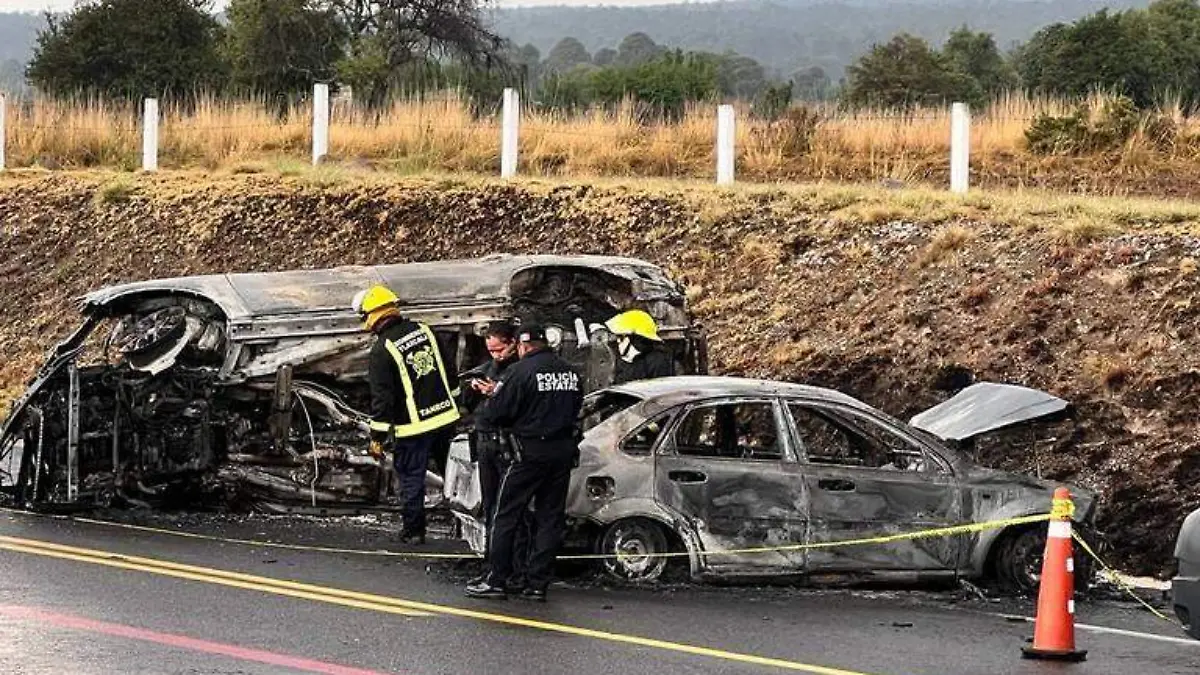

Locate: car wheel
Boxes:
[994,526,1093,594]
[598,518,673,583]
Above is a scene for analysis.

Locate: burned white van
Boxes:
[0,254,705,513]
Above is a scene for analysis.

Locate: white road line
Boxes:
[990,612,1200,647]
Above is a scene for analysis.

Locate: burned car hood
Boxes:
[908,382,1069,442]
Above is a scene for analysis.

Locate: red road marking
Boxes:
[0,605,392,675]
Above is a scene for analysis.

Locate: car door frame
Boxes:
[780,397,967,577]
[653,395,811,576]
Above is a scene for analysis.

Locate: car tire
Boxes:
[994,526,1094,594]
[597,518,674,583]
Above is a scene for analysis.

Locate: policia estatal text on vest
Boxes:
[464,323,585,602]
[352,285,461,545]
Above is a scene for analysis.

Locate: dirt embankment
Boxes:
[1,171,1198,575]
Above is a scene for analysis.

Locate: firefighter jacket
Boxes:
[612,346,676,385]
[368,317,461,442]
[477,348,584,460]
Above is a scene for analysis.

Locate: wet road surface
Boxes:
[1,508,1198,675]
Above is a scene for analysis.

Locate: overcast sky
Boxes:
[0,0,703,11]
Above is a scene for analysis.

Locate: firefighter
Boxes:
[464,323,584,602]
[605,309,675,384]
[460,320,534,588]
[353,284,461,545]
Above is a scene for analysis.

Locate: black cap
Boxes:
[517,323,547,343]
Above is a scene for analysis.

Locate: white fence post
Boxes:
[312,83,330,166]
[716,104,735,185]
[0,93,6,171]
[950,102,970,194]
[501,88,520,178]
[142,98,158,172]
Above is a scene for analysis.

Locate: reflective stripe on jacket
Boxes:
[368,319,461,440]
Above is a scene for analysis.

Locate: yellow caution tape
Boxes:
[66,515,482,559]
[559,513,1053,561]
[2,507,1050,562]
[1070,530,1177,624]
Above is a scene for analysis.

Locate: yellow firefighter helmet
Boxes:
[351,285,399,316]
[605,309,662,342]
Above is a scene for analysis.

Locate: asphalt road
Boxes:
[1,508,1198,675]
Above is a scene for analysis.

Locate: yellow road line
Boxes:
[0,539,429,617]
[0,534,873,675]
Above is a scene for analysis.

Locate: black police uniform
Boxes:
[460,349,533,579]
[473,329,584,597]
[612,340,675,384]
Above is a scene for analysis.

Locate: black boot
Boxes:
[519,587,547,603]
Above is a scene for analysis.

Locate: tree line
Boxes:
[20,0,1200,117]
[844,0,1200,110]
[24,0,506,110]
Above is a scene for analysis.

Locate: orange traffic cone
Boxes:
[1021,487,1087,662]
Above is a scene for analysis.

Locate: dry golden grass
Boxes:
[916,224,975,267]
[12,161,1200,243]
[9,90,1200,191]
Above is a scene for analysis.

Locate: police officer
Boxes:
[460,320,533,588]
[606,309,675,384]
[464,323,584,602]
[353,284,461,545]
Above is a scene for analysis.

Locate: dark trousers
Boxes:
[477,440,534,579]
[393,433,435,535]
[485,453,574,591]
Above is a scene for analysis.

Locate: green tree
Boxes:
[593,47,617,67]
[717,53,766,99]
[942,27,1017,101]
[1143,0,1200,105]
[1014,9,1159,106]
[330,0,505,107]
[223,0,345,106]
[540,69,591,111]
[792,66,833,101]
[26,0,226,99]
[615,32,663,67]
[589,49,718,119]
[544,37,591,73]
[843,33,979,108]
[753,80,793,120]
[506,42,542,88]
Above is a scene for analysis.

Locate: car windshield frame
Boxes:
[781,398,957,475]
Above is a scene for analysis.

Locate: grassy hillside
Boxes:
[0,168,1197,574]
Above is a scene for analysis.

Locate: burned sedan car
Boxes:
[446,377,1097,591]
[0,254,705,513]
[1173,506,1200,640]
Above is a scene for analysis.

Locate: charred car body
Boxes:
[0,254,705,513]
[446,377,1098,590]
